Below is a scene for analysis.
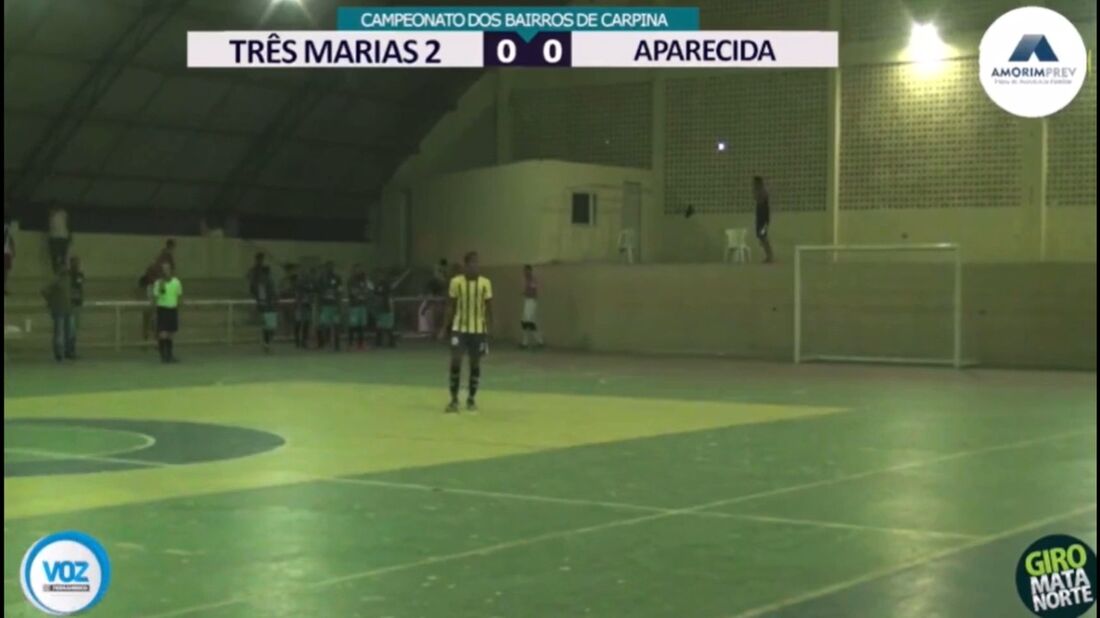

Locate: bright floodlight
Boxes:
[908,22,946,71]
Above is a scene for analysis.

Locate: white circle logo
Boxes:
[979,7,1087,118]
[20,532,111,615]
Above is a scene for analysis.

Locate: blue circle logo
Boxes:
[20,531,111,615]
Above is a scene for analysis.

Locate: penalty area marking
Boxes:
[142,429,1089,618]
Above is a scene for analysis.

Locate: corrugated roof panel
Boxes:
[170,133,252,182]
[101,128,190,177]
[141,76,233,127]
[54,123,121,172]
[30,174,93,205]
[4,55,90,113]
[93,68,168,117]
[4,114,52,167]
[82,177,161,207]
[133,14,201,68]
[21,0,132,58]
[202,83,287,133]
[154,182,209,210]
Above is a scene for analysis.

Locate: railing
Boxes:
[3,296,448,350]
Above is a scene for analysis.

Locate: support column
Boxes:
[495,70,512,165]
[650,70,666,263]
[825,0,843,246]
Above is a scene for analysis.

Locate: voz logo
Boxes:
[1009,35,1059,62]
[21,531,110,615]
[42,561,90,584]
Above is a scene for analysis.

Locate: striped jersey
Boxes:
[449,275,493,334]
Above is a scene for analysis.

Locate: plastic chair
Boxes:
[724,228,752,263]
[617,229,637,264]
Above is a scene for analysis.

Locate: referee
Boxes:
[439,251,493,413]
[153,262,183,363]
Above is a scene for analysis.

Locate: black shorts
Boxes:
[450,332,487,357]
[156,307,179,333]
[755,218,770,239]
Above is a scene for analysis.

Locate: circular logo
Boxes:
[20,531,111,616]
[979,7,1087,118]
[1015,534,1097,618]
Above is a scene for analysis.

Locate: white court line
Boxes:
[728,504,1098,618]
[4,447,171,468]
[144,429,1089,618]
[325,477,979,541]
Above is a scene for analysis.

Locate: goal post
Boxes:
[794,243,964,368]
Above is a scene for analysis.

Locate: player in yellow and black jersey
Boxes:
[439,251,493,413]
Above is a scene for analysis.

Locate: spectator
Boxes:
[47,205,71,273]
[68,256,85,359]
[247,252,266,297]
[4,214,14,295]
[427,259,448,296]
[40,265,72,362]
[372,275,396,349]
[254,265,278,354]
[316,261,342,351]
[347,263,372,351]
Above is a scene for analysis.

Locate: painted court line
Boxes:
[325,477,978,541]
[3,447,171,468]
[145,429,1087,617]
[728,504,1098,618]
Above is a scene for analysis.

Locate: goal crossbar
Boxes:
[793,243,964,368]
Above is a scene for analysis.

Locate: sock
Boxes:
[449,364,460,401]
[469,365,481,401]
[521,329,530,347]
[263,330,272,345]
[167,339,174,360]
[534,329,544,345]
[333,329,340,350]
[158,339,168,361]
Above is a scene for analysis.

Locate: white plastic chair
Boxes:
[724,228,752,263]
[617,228,637,264]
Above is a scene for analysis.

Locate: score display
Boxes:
[188,31,838,69]
[187,6,837,69]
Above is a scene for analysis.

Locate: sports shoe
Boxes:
[445,401,460,413]
[466,399,478,412]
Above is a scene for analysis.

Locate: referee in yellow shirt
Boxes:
[153,262,183,363]
[439,251,493,413]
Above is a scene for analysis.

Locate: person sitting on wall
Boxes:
[47,204,71,274]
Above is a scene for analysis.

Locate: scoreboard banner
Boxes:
[187,6,838,69]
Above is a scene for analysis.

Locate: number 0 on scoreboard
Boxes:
[483,32,572,67]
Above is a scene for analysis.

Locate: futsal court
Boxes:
[4,344,1095,617]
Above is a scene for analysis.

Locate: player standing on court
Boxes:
[439,251,493,413]
[254,264,278,353]
[153,262,182,363]
[753,176,774,264]
[520,264,545,350]
[292,265,315,349]
[317,261,343,351]
[346,263,371,350]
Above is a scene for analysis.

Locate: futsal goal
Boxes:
[793,243,966,368]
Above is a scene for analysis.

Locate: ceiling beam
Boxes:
[5,168,384,202]
[4,108,417,157]
[4,0,192,206]
[11,49,459,115]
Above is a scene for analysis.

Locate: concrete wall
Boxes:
[408,161,654,266]
[484,262,1096,370]
[6,228,373,295]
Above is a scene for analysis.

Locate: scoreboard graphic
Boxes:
[187,7,838,69]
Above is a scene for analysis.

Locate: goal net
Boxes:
[794,243,964,367]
